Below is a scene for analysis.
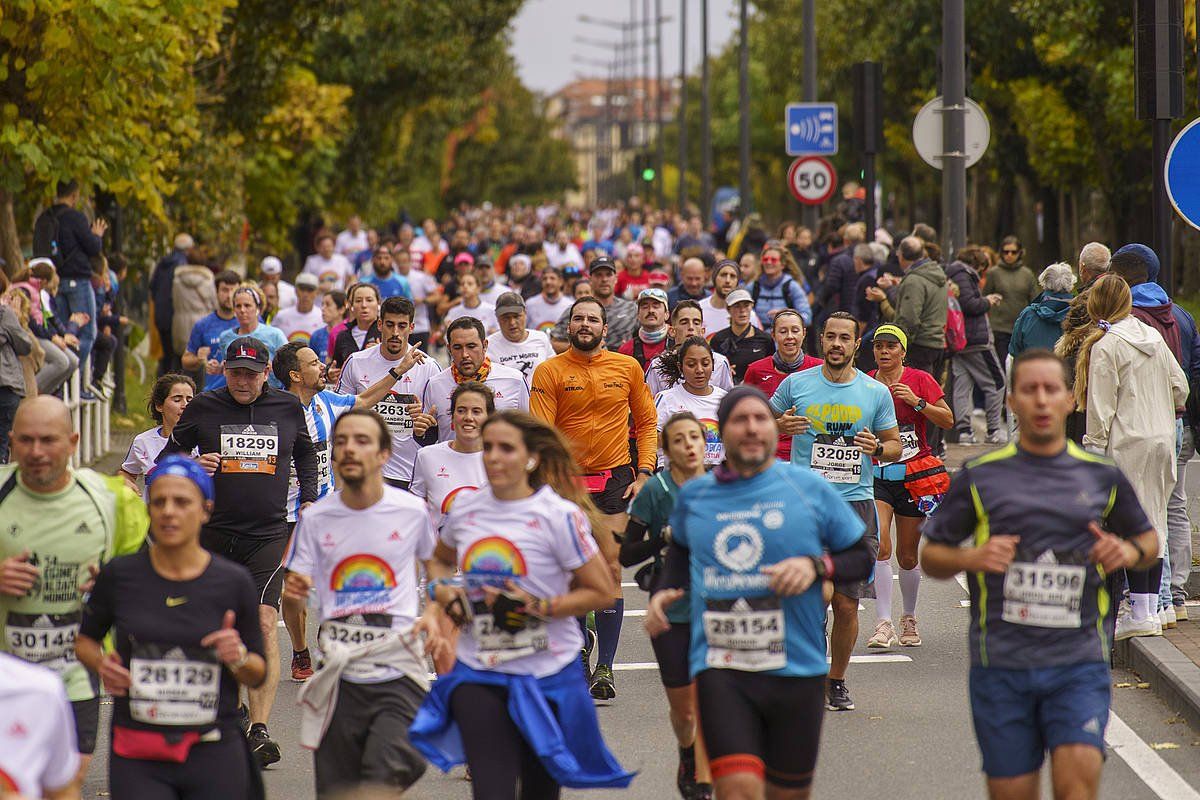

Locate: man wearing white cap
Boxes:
[272,273,324,343]
[260,255,296,310]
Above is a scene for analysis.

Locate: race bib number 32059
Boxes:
[810,441,862,484]
[220,424,279,475]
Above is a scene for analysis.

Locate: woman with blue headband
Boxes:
[75,455,268,799]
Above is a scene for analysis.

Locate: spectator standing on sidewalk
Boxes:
[985,236,1038,371]
[890,236,948,379]
[147,233,193,375]
[944,247,1006,445]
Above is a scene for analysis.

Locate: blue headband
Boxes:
[147,455,215,502]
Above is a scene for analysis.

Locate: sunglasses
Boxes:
[1002,249,1020,255]
[761,256,781,265]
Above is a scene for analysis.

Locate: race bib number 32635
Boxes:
[220,424,279,475]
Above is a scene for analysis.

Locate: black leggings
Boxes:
[109,730,262,800]
[1126,558,1164,594]
[449,683,561,800]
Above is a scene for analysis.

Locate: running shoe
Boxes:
[579,625,597,681]
[985,430,1008,445]
[677,746,697,798]
[867,619,898,648]
[957,433,979,446]
[826,679,854,711]
[291,648,313,682]
[1114,614,1162,641]
[590,663,616,700]
[899,614,922,647]
[1175,602,1189,622]
[690,783,713,800]
[1159,606,1177,630]
[238,704,250,735]
[248,724,281,768]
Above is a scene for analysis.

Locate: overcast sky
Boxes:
[510,0,740,94]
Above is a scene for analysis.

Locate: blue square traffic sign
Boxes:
[786,103,838,156]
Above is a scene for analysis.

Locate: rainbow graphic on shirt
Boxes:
[462,536,527,577]
[537,321,556,332]
[700,418,724,464]
[441,485,479,514]
[287,330,312,343]
[330,554,396,592]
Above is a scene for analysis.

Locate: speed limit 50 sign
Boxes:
[787,156,837,206]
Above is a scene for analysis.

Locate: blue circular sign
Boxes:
[1166,118,1200,230]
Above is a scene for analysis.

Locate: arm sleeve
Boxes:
[1167,348,1190,409]
[552,506,599,571]
[921,467,978,545]
[1082,343,1118,454]
[658,539,690,590]
[78,562,117,641]
[76,214,103,257]
[291,409,319,504]
[1105,467,1154,538]
[158,401,200,459]
[630,366,659,471]
[528,363,558,424]
[619,517,660,567]
[41,681,81,792]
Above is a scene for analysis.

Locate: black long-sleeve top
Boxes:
[159,385,317,539]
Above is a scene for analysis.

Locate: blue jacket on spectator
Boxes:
[751,273,812,329]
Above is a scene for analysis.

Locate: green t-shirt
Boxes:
[629,470,691,625]
[0,467,147,701]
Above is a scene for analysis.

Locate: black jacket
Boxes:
[35,204,103,280]
[149,249,189,332]
[160,385,317,539]
[817,248,857,315]
[332,320,381,368]
[710,325,775,383]
[943,259,992,349]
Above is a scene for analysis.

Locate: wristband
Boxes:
[1127,538,1146,565]
[810,555,827,580]
[426,577,450,603]
[821,554,835,579]
[389,366,403,381]
[874,442,884,458]
[230,644,249,671]
[638,467,653,477]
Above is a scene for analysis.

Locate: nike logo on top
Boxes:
[165,596,188,607]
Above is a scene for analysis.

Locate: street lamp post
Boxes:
[802,0,817,230]
[655,0,665,209]
[738,0,751,215]
[678,0,688,210]
[701,0,712,219]
[941,0,967,262]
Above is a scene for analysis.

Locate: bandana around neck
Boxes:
[452,356,491,384]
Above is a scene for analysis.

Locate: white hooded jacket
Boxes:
[1083,315,1189,548]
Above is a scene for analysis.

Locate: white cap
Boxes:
[174,233,195,250]
[260,256,283,275]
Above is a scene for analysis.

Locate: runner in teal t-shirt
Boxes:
[619,411,710,798]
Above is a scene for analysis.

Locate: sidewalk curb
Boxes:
[1114,633,1200,732]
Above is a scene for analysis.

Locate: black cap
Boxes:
[588,256,617,274]
[225,336,270,373]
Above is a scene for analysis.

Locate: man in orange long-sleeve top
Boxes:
[531,296,657,702]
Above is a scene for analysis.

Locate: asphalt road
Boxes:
[81,562,1200,800]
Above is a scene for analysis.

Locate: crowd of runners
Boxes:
[0,201,1193,800]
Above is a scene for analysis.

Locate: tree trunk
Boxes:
[0,187,23,278]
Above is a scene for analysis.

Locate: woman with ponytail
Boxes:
[412,410,633,797]
[1078,274,1188,639]
[654,337,727,466]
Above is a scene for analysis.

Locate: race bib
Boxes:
[810,440,862,484]
[290,440,332,493]
[895,425,921,463]
[375,395,415,441]
[1002,557,1086,629]
[129,644,220,726]
[317,613,399,682]
[5,612,79,675]
[471,605,549,668]
[703,597,786,672]
[220,424,279,475]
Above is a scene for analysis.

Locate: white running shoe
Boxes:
[1175,603,1189,622]
[867,619,898,648]
[1159,606,1177,629]
[1115,614,1162,641]
[898,614,922,646]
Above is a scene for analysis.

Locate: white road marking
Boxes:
[960,599,971,607]
[621,581,639,588]
[612,654,913,671]
[1106,712,1200,800]
[955,572,969,593]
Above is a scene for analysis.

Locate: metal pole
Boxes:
[940,0,967,261]
[642,0,651,152]
[1154,119,1173,291]
[801,0,817,230]
[738,0,751,214]
[678,0,688,210]
[655,0,665,208]
[701,0,712,218]
[864,152,877,241]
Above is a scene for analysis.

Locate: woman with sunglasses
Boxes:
[76,456,267,799]
[751,241,811,333]
[984,235,1038,370]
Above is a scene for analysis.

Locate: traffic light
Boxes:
[634,152,655,183]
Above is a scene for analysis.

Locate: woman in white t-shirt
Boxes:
[120,373,195,498]
[653,337,728,466]
[699,259,762,334]
[443,272,498,335]
[412,411,632,794]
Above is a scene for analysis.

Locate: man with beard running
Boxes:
[768,311,901,713]
[531,296,657,700]
[646,387,873,799]
[338,297,442,490]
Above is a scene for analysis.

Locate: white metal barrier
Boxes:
[63,361,114,468]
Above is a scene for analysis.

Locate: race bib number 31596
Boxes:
[1002,561,1086,628]
[220,424,279,475]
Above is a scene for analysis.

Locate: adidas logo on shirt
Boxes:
[75,522,91,535]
